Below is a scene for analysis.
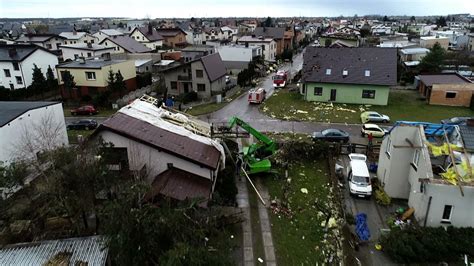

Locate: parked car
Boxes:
[70,105,98,116]
[67,119,98,130]
[312,128,350,143]
[347,153,372,198]
[440,117,472,126]
[360,111,390,123]
[361,124,387,138]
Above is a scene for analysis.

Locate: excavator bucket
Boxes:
[248,159,272,174]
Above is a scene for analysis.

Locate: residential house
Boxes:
[221,26,239,41]
[377,122,474,227]
[180,45,215,62]
[129,26,164,50]
[0,44,59,90]
[0,236,108,265]
[15,34,66,52]
[417,74,474,107]
[162,53,226,99]
[92,28,124,43]
[91,98,225,206]
[238,23,257,34]
[237,36,277,62]
[154,28,187,48]
[420,36,450,50]
[217,44,262,73]
[56,57,136,99]
[329,40,355,48]
[468,33,474,52]
[202,27,226,42]
[302,47,397,105]
[99,36,151,54]
[0,101,68,165]
[253,27,286,55]
[371,24,392,35]
[59,31,98,45]
[399,47,430,68]
[59,43,115,61]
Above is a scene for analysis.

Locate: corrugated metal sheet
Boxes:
[0,236,108,266]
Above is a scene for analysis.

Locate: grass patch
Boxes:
[261,90,474,124]
[264,160,337,264]
[67,129,93,144]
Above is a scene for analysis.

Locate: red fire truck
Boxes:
[248,88,266,104]
[272,70,288,88]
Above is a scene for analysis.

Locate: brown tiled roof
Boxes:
[100,36,151,53]
[135,27,164,41]
[147,167,212,207]
[254,27,285,39]
[155,28,187,37]
[302,47,397,86]
[97,113,221,169]
[418,74,471,87]
[200,53,226,82]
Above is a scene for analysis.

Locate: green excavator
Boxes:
[228,116,277,174]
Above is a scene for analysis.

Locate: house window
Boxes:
[442,205,453,222]
[196,69,204,78]
[412,149,420,170]
[12,62,19,70]
[60,71,66,80]
[84,40,87,43]
[85,72,96,80]
[87,52,92,57]
[342,69,348,76]
[386,137,392,158]
[325,69,331,75]
[46,43,52,49]
[91,40,94,44]
[4,69,11,77]
[171,81,177,90]
[362,90,376,99]
[365,70,371,77]
[197,83,206,91]
[15,76,23,84]
[314,87,323,96]
[446,91,457,98]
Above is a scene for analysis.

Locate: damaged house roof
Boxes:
[302,47,397,86]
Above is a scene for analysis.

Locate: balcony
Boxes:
[177,74,192,81]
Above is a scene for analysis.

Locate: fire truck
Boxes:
[272,70,288,88]
[248,88,266,104]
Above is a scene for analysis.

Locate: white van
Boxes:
[347,153,372,198]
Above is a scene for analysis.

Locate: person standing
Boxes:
[368,133,373,147]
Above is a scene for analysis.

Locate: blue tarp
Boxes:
[389,121,456,141]
[355,213,370,241]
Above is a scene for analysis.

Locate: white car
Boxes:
[360,111,390,123]
[361,123,388,138]
[347,153,372,198]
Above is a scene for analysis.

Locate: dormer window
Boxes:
[342,69,348,76]
[365,70,371,77]
[325,69,331,75]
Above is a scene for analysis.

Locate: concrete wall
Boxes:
[0,103,68,165]
[304,83,389,105]
[96,130,217,183]
[57,60,136,87]
[420,38,449,50]
[429,83,474,107]
[217,46,259,62]
[236,40,276,62]
[61,47,115,61]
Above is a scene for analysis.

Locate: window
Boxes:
[342,70,348,76]
[171,81,177,90]
[46,43,52,49]
[91,40,94,44]
[87,52,92,57]
[362,90,376,99]
[15,76,23,84]
[84,40,87,43]
[197,83,206,91]
[4,69,11,77]
[196,69,204,78]
[385,137,392,158]
[85,72,96,80]
[325,69,331,75]
[365,70,371,77]
[60,71,66,80]
[314,87,323,96]
[12,62,19,70]
[446,92,457,98]
[412,149,420,170]
[442,205,453,222]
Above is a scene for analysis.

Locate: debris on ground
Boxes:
[300,188,308,194]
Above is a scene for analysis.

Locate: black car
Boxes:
[67,119,98,130]
[440,117,472,126]
[312,128,350,143]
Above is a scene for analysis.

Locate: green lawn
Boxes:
[67,129,94,144]
[263,160,339,264]
[261,90,474,124]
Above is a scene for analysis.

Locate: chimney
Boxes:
[148,23,153,35]
[73,29,77,35]
[8,48,17,58]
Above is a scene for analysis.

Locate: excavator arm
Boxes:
[228,116,276,153]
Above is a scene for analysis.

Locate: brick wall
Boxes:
[429,83,474,107]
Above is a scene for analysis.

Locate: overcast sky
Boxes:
[1,0,473,18]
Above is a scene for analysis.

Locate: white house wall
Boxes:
[217,46,254,62]
[96,130,217,183]
[61,47,115,61]
[0,103,68,165]
[22,49,59,87]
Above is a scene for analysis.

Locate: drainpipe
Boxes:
[423,196,432,227]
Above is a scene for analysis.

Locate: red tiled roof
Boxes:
[97,112,221,169]
[147,167,212,207]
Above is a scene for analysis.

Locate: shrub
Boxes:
[177,91,198,104]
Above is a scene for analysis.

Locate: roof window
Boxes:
[365,70,371,77]
[325,69,331,75]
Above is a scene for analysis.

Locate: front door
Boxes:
[330,89,337,101]
[183,83,190,93]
